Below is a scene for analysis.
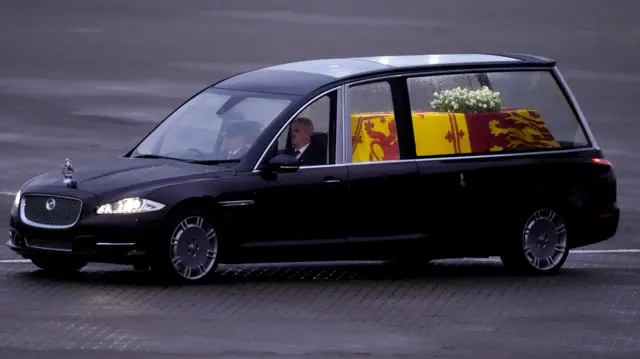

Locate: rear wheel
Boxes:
[500,208,569,275]
[30,256,88,273]
[151,208,220,284]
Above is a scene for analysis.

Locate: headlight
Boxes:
[13,190,21,208]
[96,197,165,214]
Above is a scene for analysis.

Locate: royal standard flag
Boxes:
[463,109,561,152]
[351,108,560,161]
[351,113,400,162]
[412,111,472,156]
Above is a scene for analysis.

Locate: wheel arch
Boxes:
[162,195,231,235]
[166,196,221,217]
[528,189,581,237]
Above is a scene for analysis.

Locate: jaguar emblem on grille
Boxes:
[61,158,77,188]
[45,198,56,211]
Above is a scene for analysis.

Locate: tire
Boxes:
[30,256,88,273]
[150,207,220,284]
[500,207,570,275]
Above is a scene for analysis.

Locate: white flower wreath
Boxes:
[430,86,502,113]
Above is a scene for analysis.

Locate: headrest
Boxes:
[284,129,328,151]
[311,132,328,147]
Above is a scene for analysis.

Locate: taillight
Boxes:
[592,158,613,167]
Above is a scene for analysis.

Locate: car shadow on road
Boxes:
[11,258,597,287]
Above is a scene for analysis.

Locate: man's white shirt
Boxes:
[294,143,310,159]
[227,146,248,159]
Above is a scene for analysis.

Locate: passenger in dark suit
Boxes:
[286,117,326,166]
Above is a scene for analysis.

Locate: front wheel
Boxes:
[500,208,570,275]
[151,208,220,284]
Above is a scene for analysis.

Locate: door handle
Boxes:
[322,177,340,183]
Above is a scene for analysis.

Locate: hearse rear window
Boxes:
[404,70,590,158]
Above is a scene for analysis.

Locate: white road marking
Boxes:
[0,191,16,196]
[573,249,640,254]
[0,249,638,264]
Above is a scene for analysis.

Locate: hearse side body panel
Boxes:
[328,62,617,261]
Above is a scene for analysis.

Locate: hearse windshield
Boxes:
[131,88,298,163]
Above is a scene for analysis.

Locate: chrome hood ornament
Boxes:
[62,158,77,188]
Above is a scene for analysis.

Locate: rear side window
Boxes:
[347,81,403,163]
[405,70,590,158]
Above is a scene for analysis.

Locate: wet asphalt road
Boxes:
[1,0,639,358]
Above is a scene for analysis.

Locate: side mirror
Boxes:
[265,154,301,172]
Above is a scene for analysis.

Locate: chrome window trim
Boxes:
[293,164,349,171]
[343,65,555,88]
[339,84,349,165]
[349,146,596,166]
[552,66,599,149]
[19,193,83,230]
[288,146,597,170]
[252,86,342,173]
[335,85,345,165]
[342,83,352,163]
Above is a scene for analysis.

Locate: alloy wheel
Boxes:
[169,215,218,281]
[521,209,567,271]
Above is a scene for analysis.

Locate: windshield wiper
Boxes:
[133,154,240,165]
[132,154,189,162]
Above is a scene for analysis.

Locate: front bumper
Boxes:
[7,207,168,265]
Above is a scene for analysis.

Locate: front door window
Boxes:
[264,94,334,167]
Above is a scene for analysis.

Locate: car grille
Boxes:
[24,237,73,252]
[20,194,83,228]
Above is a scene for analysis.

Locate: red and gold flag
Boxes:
[351,108,560,162]
[464,109,561,152]
[351,113,400,162]
[412,111,471,156]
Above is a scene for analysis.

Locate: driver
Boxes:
[223,123,251,159]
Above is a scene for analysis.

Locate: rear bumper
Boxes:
[570,205,620,249]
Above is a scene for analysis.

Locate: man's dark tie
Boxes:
[294,150,300,158]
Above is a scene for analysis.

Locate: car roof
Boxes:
[212,53,556,96]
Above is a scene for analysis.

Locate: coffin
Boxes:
[351,108,561,162]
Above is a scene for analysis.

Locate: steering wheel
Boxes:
[183,148,207,158]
